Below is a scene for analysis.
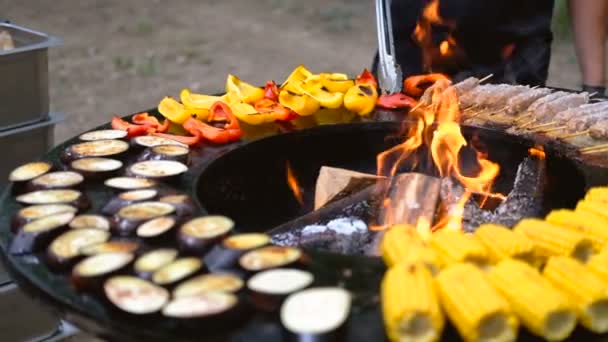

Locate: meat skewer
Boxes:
[505,88,552,116]
[566,111,608,133]
[520,92,588,128]
[554,102,608,123]
[453,77,479,95]
[589,120,608,140]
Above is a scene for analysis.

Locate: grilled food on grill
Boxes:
[545,209,608,250]
[474,224,536,264]
[429,229,487,265]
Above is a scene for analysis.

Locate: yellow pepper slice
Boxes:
[158,96,208,123]
[279,90,320,116]
[180,89,222,111]
[225,74,265,104]
[344,84,378,116]
[281,65,313,88]
[304,87,344,109]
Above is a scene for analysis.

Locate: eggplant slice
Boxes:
[104,276,169,315]
[16,189,86,206]
[71,252,134,291]
[64,139,129,162]
[12,204,77,232]
[134,248,178,279]
[138,145,190,165]
[79,129,127,141]
[248,269,313,295]
[128,160,188,180]
[204,233,270,272]
[239,246,303,272]
[151,257,203,287]
[104,177,157,191]
[173,273,244,298]
[80,241,140,256]
[132,136,188,149]
[136,216,177,238]
[162,292,238,319]
[9,211,75,255]
[101,189,159,215]
[280,288,352,338]
[30,171,84,190]
[9,161,52,183]
[178,216,234,253]
[69,214,111,231]
[47,228,110,269]
[70,158,123,175]
[223,233,270,250]
[159,194,197,219]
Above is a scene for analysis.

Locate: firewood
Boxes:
[314,166,383,209]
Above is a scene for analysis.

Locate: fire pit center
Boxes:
[196,122,586,243]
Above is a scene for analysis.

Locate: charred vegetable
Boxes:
[178,216,234,254]
[173,273,244,298]
[151,257,203,288]
[71,252,134,292]
[159,194,197,219]
[80,241,140,256]
[9,161,53,193]
[138,144,190,165]
[127,160,188,182]
[70,158,123,180]
[205,233,270,272]
[136,216,178,242]
[62,139,129,163]
[239,246,303,272]
[16,189,89,210]
[47,228,110,270]
[248,268,313,311]
[9,212,75,255]
[111,201,175,237]
[12,204,77,233]
[69,214,110,231]
[79,129,127,141]
[134,248,179,279]
[104,276,169,315]
[101,189,158,215]
[104,177,157,191]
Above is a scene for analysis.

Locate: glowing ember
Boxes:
[286,161,304,205]
[528,146,546,160]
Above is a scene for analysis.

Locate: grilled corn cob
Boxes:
[381,225,442,274]
[513,218,594,262]
[436,263,517,342]
[546,209,608,251]
[585,187,608,203]
[475,224,536,264]
[543,256,608,333]
[382,263,444,342]
[429,229,487,266]
[576,200,608,220]
[487,259,577,341]
[587,249,608,282]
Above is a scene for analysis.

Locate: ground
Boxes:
[2,0,583,144]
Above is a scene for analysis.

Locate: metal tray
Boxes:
[0,22,61,131]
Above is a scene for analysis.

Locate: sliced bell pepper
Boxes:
[111,116,156,137]
[158,96,208,123]
[263,80,279,101]
[111,116,131,131]
[403,73,448,97]
[156,118,170,133]
[225,74,265,104]
[355,68,378,88]
[344,84,378,116]
[281,65,313,88]
[183,102,242,144]
[376,93,418,109]
[279,90,320,116]
[180,88,221,113]
[152,132,201,146]
[131,112,170,132]
[229,99,297,125]
[320,73,355,93]
[304,87,344,109]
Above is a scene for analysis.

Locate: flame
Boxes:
[286,161,304,205]
[529,146,546,160]
[376,79,503,232]
[439,40,450,56]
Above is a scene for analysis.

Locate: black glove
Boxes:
[582,85,606,98]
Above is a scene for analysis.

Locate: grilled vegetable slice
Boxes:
[9,162,52,188]
[546,209,608,250]
[162,292,238,319]
[12,204,77,232]
[543,256,608,333]
[79,129,127,141]
[69,214,110,231]
[134,248,178,279]
[514,218,594,262]
[239,246,302,272]
[101,188,158,215]
[474,224,536,264]
[178,216,234,253]
[16,190,88,209]
[152,257,203,287]
[204,233,271,272]
[138,144,190,165]
[429,229,488,266]
[173,273,244,298]
[9,211,75,255]
[132,135,188,149]
[70,158,122,179]
[47,228,110,270]
[280,287,351,340]
[30,170,84,190]
[436,263,518,342]
[71,252,134,292]
[136,216,177,241]
[381,225,442,274]
[248,268,313,311]
[128,160,188,180]
[159,194,196,219]
[62,139,129,162]
[104,276,169,315]
[80,241,140,256]
[104,177,157,191]
[381,263,444,342]
[112,201,175,236]
[487,259,576,341]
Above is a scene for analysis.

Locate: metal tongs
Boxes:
[375,0,402,94]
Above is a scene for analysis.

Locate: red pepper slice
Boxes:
[126,124,155,138]
[355,69,378,88]
[182,102,242,144]
[132,112,161,127]
[263,80,279,101]
[152,132,201,146]
[376,93,418,109]
[111,116,131,131]
[254,99,298,121]
[156,119,170,133]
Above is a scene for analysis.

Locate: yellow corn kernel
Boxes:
[543,256,608,333]
[546,209,608,251]
[513,219,594,262]
[382,263,444,342]
[430,229,487,266]
[381,225,442,274]
[488,259,577,341]
[436,263,518,342]
[585,187,608,203]
[587,249,608,283]
[475,224,536,264]
[576,200,608,220]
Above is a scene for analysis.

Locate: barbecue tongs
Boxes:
[375,0,402,94]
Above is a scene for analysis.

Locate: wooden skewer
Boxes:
[581,147,608,155]
[580,143,608,152]
[518,119,537,129]
[463,104,480,113]
[467,110,485,119]
[486,108,506,116]
[589,92,599,97]
[540,125,566,134]
[528,121,557,131]
[558,130,590,139]
[514,113,533,123]
[479,74,494,83]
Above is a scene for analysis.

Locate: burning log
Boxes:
[314,166,383,209]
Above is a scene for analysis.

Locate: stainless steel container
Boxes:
[0,112,64,191]
[0,22,61,131]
